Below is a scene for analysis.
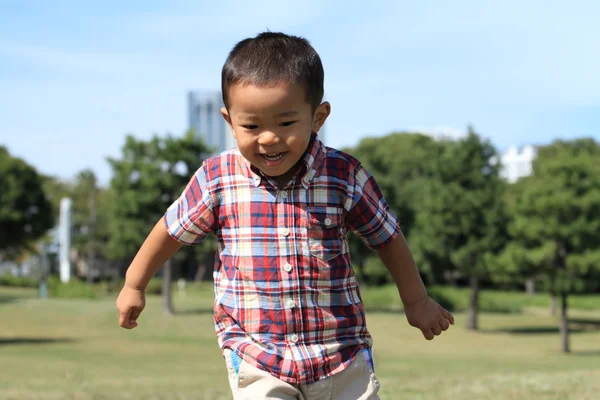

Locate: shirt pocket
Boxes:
[307,206,344,261]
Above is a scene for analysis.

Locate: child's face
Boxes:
[222,82,330,182]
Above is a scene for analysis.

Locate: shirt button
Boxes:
[286,299,296,308]
[324,217,332,226]
[280,227,290,237]
[279,191,288,199]
[290,334,299,343]
[283,263,293,272]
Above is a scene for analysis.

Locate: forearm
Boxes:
[125,219,183,290]
[376,232,427,306]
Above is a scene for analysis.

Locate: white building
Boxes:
[188,91,234,155]
[415,126,538,183]
[498,145,537,183]
[188,90,327,153]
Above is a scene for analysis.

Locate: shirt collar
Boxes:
[240,132,325,189]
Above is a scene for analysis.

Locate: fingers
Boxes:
[422,309,454,341]
[118,307,133,329]
[118,306,141,329]
[128,307,141,328]
[421,329,434,341]
[439,318,450,332]
[442,308,455,325]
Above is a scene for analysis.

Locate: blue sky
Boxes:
[1,0,598,184]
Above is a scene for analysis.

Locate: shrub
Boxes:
[47,276,100,299]
[0,274,38,288]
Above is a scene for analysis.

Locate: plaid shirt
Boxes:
[164,134,400,385]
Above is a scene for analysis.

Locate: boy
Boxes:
[116,32,454,399]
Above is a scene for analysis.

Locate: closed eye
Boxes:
[242,125,259,130]
[280,121,298,127]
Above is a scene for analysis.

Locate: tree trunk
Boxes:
[162,259,175,315]
[525,278,535,296]
[356,258,366,285]
[87,189,96,284]
[194,264,206,282]
[559,293,569,353]
[556,240,569,353]
[466,276,479,331]
[550,294,557,316]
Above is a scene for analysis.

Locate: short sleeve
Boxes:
[163,163,217,245]
[345,163,401,249]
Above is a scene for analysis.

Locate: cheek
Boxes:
[233,132,255,151]
[287,132,311,152]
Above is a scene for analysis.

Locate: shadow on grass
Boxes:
[570,350,600,356]
[484,327,585,334]
[0,295,20,304]
[483,318,600,335]
[0,337,76,346]
[570,318,600,328]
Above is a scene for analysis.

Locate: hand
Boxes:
[116,284,146,329]
[404,296,454,340]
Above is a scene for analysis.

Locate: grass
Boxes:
[1,284,599,399]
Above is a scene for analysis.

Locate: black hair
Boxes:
[221,32,324,111]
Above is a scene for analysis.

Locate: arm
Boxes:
[344,161,453,339]
[376,233,455,340]
[376,231,427,306]
[116,162,216,329]
[125,219,183,290]
[116,219,182,329]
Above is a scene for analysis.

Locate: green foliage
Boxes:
[499,138,600,295]
[359,284,521,314]
[344,132,443,239]
[409,127,509,283]
[344,132,446,283]
[70,170,110,260]
[427,286,522,314]
[0,274,39,288]
[0,146,54,257]
[106,130,215,262]
[41,171,114,278]
[362,256,392,285]
[103,278,164,295]
[47,276,102,299]
[360,284,600,315]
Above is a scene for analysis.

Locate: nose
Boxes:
[257,130,280,146]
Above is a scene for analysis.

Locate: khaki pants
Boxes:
[223,349,381,400]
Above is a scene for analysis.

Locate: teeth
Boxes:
[263,153,284,161]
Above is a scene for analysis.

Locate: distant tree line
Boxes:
[1,127,599,353]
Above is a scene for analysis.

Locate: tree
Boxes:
[107,131,213,314]
[0,146,54,258]
[42,171,114,281]
[410,127,509,330]
[70,170,97,283]
[343,133,444,285]
[497,138,600,353]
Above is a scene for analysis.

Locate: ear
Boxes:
[221,107,236,139]
[312,102,331,133]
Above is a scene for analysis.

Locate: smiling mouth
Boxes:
[260,152,286,161]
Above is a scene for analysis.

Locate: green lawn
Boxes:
[1,285,599,399]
